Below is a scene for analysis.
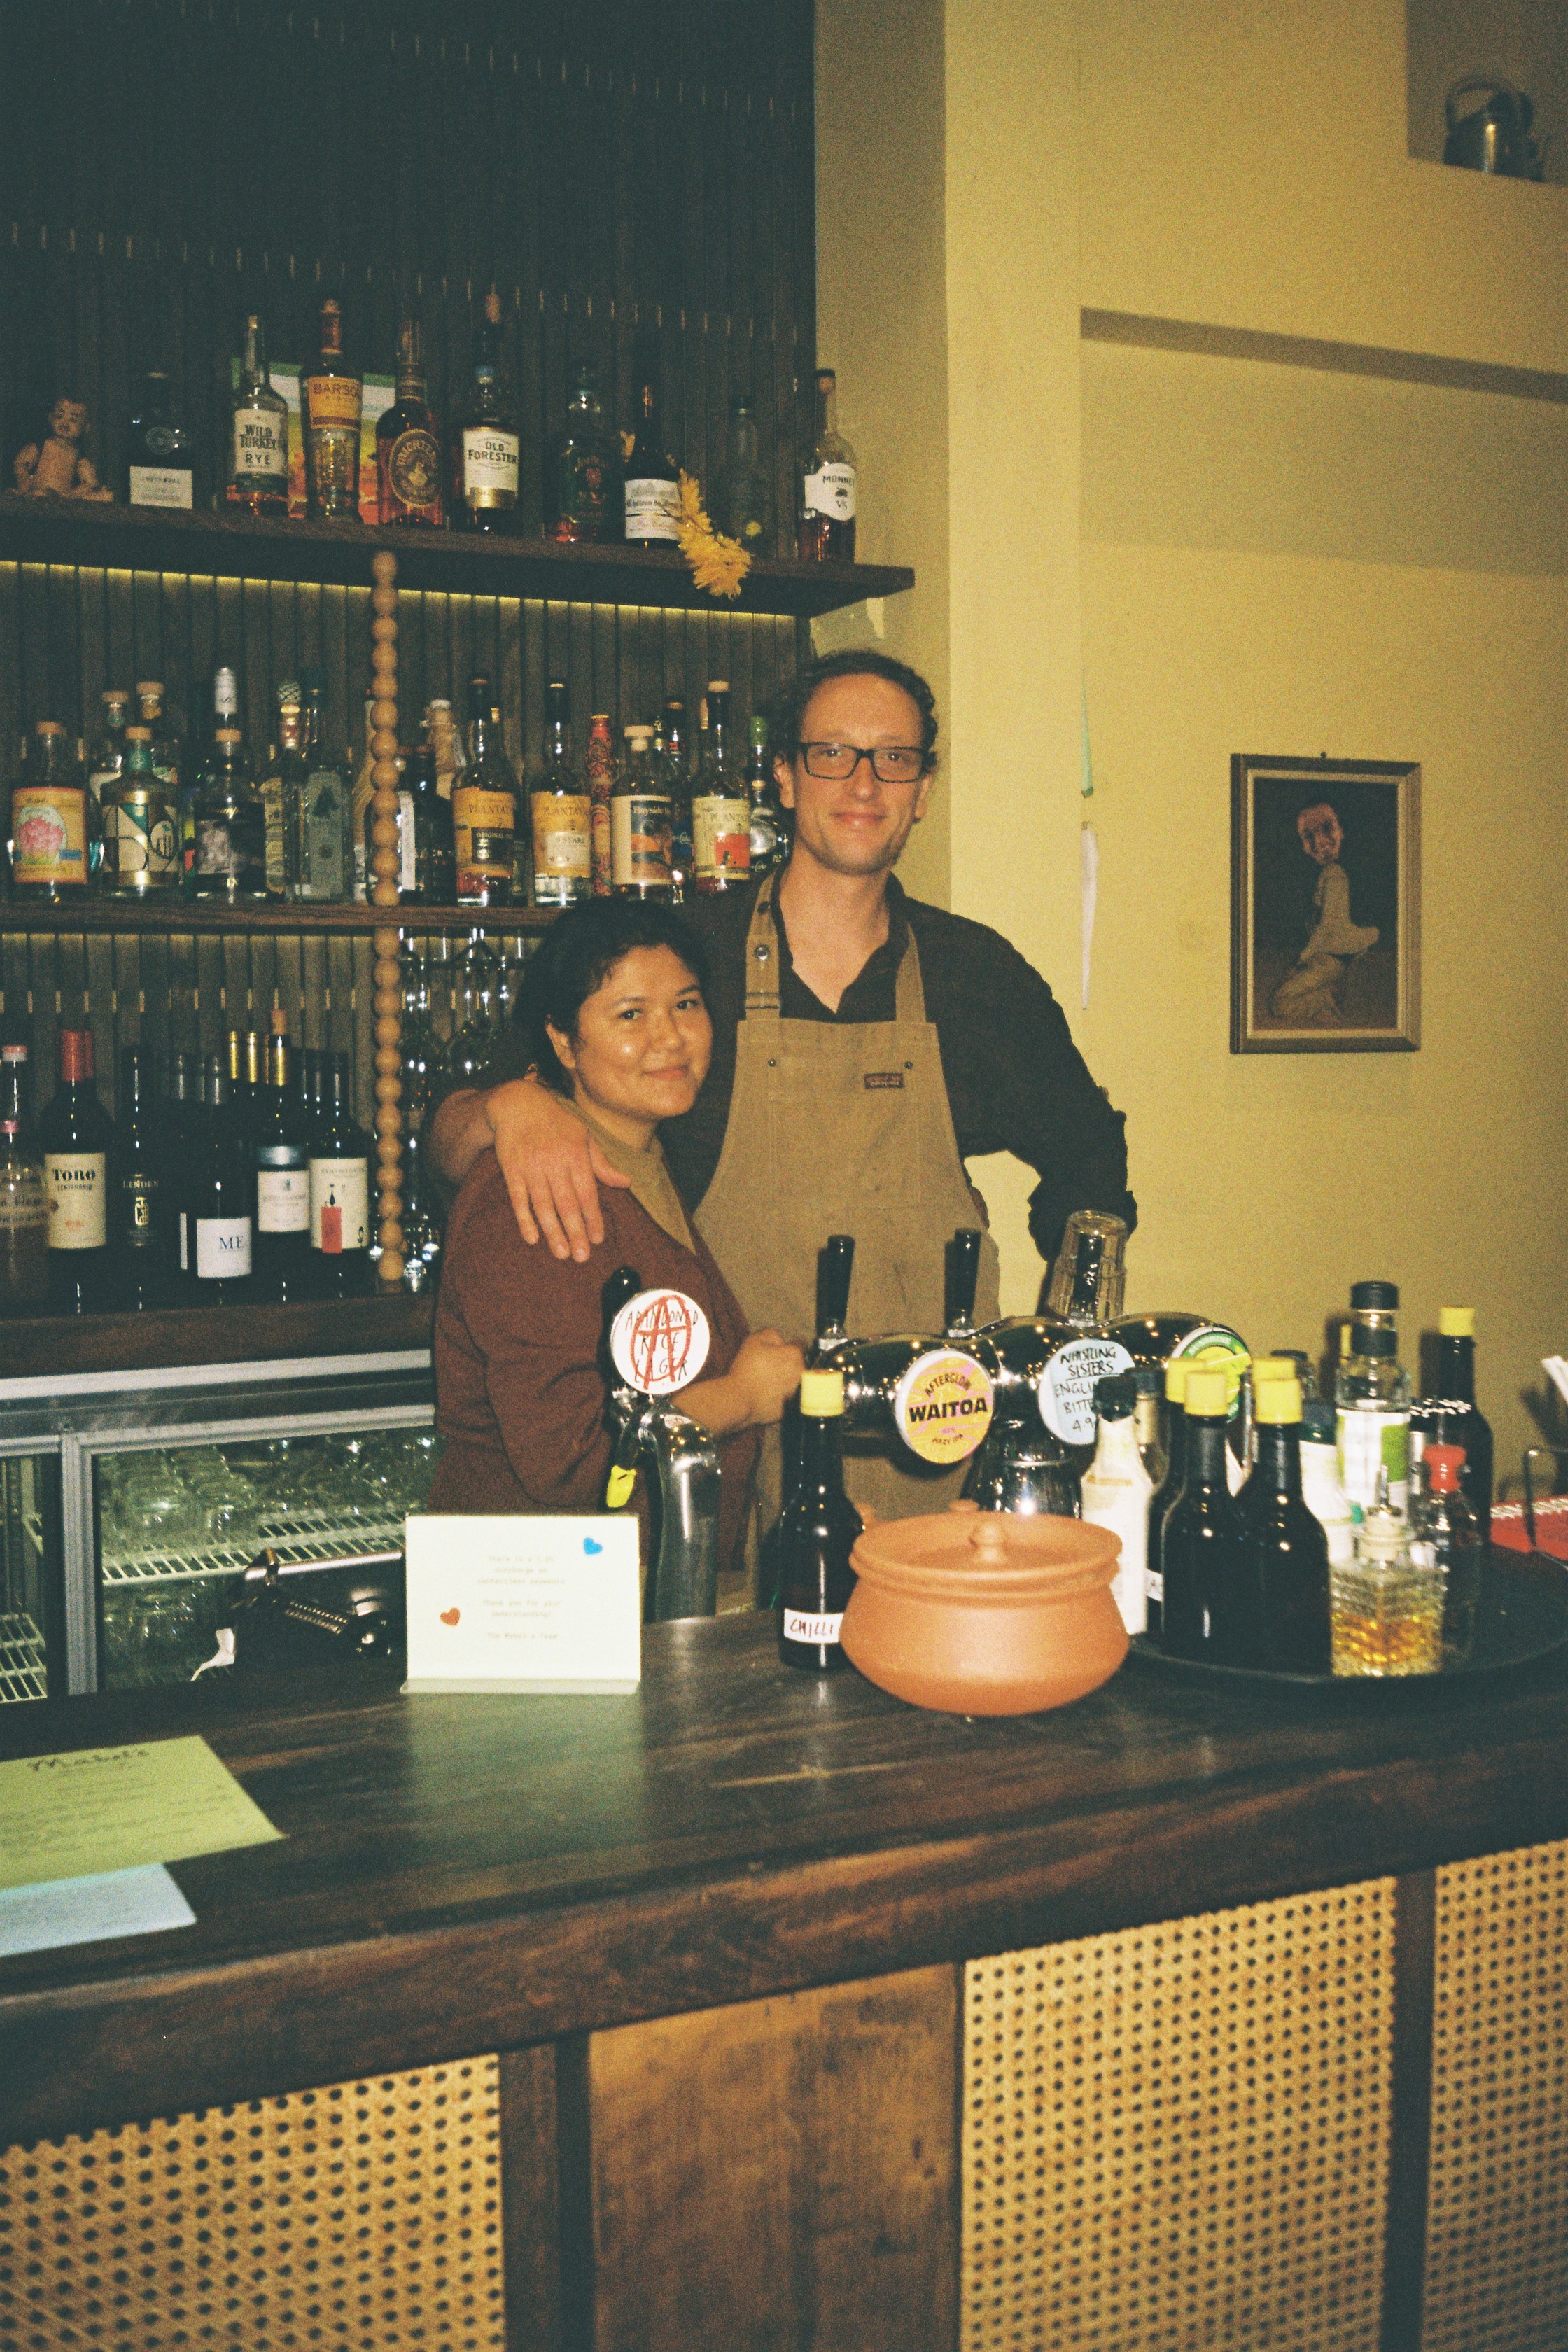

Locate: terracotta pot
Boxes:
[840,1508,1128,1716]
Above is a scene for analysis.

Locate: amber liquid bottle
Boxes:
[302,298,363,522]
[377,317,444,526]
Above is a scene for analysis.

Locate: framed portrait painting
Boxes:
[1230,755,1420,1054]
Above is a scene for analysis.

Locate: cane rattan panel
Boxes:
[961,1882,1396,2352]
[1422,1838,1568,2352]
[0,2057,504,2352]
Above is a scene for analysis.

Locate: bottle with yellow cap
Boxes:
[1411,1308,1492,1543]
[1160,1365,1250,1663]
[1238,1375,1330,1674]
[777,1367,863,1672]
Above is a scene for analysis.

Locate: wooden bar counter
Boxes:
[4,1603,1568,2350]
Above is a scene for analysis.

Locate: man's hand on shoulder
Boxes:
[430,1075,631,1261]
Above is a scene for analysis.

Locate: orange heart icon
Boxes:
[440,1606,461,1627]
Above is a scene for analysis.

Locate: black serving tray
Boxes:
[1127,1546,1568,1695]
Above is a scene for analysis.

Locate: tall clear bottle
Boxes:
[1335,1280,1413,1517]
[191,728,267,901]
[777,1368,863,1671]
[746,713,783,876]
[714,392,772,555]
[1035,1210,1135,1457]
[691,681,750,892]
[797,368,857,561]
[295,677,352,902]
[529,680,592,906]
[452,675,517,906]
[0,1043,48,1315]
[229,312,290,514]
[87,690,130,874]
[661,697,694,899]
[550,365,618,542]
[1160,1366,1250,1663]
[258,680,306,897]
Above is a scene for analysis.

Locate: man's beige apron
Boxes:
[696,874,1002,1548]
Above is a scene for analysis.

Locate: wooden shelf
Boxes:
[0,494,913,619]
[0,1290,433,1380]
[0,899,557,937]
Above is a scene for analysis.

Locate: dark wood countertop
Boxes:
[5,1593,1568,2146]
[0,1290,433,1379]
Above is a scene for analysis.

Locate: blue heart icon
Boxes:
[583,1536,604,1555]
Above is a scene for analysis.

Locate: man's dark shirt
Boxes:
[461,874,1135,1266]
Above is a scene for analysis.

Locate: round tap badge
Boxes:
[893,1348,995,1465]
[610,1287,710,1397]
[1037,1337,1135,1446]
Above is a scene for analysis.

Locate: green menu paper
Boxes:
[0,1736,283,1893]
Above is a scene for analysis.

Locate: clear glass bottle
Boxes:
[446,930,503,1082]
[136,679,181,807]
[451,286,520,531]
[529,679,592,906]
[1079,1370,1154,1635]
[302,298,363,522]
[377,316,444,526]
[87,690,131,865]
[661,697,693,900]
[550,364,618,543]
[191,728,267,901]
[428,698,465,801]
[777,1368,863,1672]
[1331,1471,1441,1676]
[1239,1376,1331,1674]
[1410,1441,1482,1664]
[8,721,90,900]
[1035,1210,1135,1457]
[127,368,195,509]
[0,1042,48,1316]
[586,712,615,896]
[1132,1364,1167,1489]
[622,373,682,545]
[746,713,783,876]
[715,393,772,555]
[229,312,290,514]
[1299,1396,1356,1569]
[1159,1365,1251,1662]
[797,367,857,561]
[690,681,750,892]
[295,678,352,902]
[452,675,517,906]
[258,680,306,897]
[101,727,181,897]
[612,727,674,899]
[1335,1280,1413,1517]
[375,738,455,905]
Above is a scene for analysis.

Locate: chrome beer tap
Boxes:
[601,1265,723,1621]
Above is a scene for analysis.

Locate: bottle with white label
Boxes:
[797,367,857,561]
[1079,1371,1154,1635]
[611,727,674,899]
[452,286,521,532]
[1299,1397,1355,1569]
[777,1367,863,1672]
[623,374,682,545]
[229,312,290,516]
[39,1027,114,1314]
[190,1057,253,1301]
[691,681,750,892]
[252,1022,312,1302]
[529,679,592,906]
[127,369,195,508]
[1335,1280,1412,1517]
[309,1052,372,1297]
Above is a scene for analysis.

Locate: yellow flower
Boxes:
[676,470,751,600]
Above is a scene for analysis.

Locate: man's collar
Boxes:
[771,867,909,999]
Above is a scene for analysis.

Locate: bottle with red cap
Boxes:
[1410,1442,1482,1664]
[38,1029,115,1313]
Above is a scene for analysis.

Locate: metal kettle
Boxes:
[1443,77,1544,179]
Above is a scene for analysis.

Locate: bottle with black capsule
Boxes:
[190,1056,254,1301]
[309,1051,373,1296]
[1143,1355,1188,1640]
[776,1367,862,1672]
[1160,1366,1250,1663]
[39,1029,115,1314]
[109,1046,174,1309]
[167,1051,200,1284]
[252,1019,312,1301]
[1237,1374,1330,1673]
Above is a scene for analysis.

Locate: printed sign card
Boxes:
[403,1516,641,1695]
[0,1735,282,1893]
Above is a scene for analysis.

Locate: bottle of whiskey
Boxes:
[550,365,618,542]
[611,728,673,899]
[101,728,181,897]
[0,1043,48,1317]
[452,675,517,906]
[746,715,783,876]
[452,288,520,531]
[302,299,363,522]
[377,317,444,527]
[529,681,592,905]
[369,738,455,905]
[127,369,195,510]
[257,680,306,897]
[8,722,90,900]
[622,373,682,545]
[691,682,750,892]
[798,368,857,561]
[40,1029,115,1315]
[295,676,352,902]
[229,313,290,514]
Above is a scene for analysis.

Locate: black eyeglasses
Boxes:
[797,741,927,783]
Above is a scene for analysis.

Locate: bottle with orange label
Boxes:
[691,681,750,892]
[529,680,592,906]
[302,298,363,522]
[452,674,517,906]
[8,722,91,900]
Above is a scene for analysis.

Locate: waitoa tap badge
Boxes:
[893,1349,995,1466]
[609,1287,711,1397]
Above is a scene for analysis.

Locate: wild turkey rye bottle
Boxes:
[40,1029,115,1314]
[777,1368,863,1671]
[229,312,290,515]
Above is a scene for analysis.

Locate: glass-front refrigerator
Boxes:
[0,1451,64,1703]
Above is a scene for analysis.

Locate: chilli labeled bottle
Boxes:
[1160,1366,1250,1664]
[0,1043,49,1315]
[109,1046,175,1310]
[309,1053,372,1296]
[40,1029,115,1314]
[777,1368,863,1671]
[252,1021,312,1301]
[1238,1375,1331,1674]
[1413,1308,1493,1543]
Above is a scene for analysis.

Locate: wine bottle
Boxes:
[309,1052,372,1296]
[253,1022,312,1301]
[191,1057,254,1301]
[776,1368,863,1672]
[691,681,750,892]
[1160,1366,1250,1664]
[39,1028,115,1314]
[1238,1375,1330,1674]
[622,372,682,545]
[109,1046,175,1310]
[0,1042,48,1315]
[167,1051,200,1283]
[1144,1356,1188,1639]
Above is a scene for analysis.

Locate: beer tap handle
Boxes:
[946,1228,983,1336]
[601,1266,647,1507]
[816,1233,856,1352]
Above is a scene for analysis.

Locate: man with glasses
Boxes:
[430,649,1133,1527]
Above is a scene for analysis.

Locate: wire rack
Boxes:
[0,1611,47,1704]
[100,1508,409,1589]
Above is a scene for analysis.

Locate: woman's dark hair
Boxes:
[518,898,710,1095]
[771,648,939,766]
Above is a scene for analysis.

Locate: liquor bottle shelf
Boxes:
[0,494,913,618]
[0,899,559,939]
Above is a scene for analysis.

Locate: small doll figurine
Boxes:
[13,395,113,500]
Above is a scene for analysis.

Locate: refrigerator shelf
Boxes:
[101,1512,409,1589]
[0,1611,48,1704]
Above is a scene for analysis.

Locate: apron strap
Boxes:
[895,925,927,1022]
[743,872,782,1013]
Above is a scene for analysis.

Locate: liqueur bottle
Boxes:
[108,1046,174,1310]
[1413,1308,1493,1542]
[529,680,592,906]
[101,727,181,898]
[127,369,195,509]
[40,1029,115,1315]
[611,726,674,900]
[452,674,517,906]
[1238,1376,1330,1674]
[1335,1280,1412,1516]
[622,373,682,545]
[377,316,444,526]
[1159,1366,1250,1664]
[0,1044,49,1315]
[191,1057,253,1301]
[309,1052,372,1297]
[228,313,290,514]
[295,677,352,902]
[183,664,241,880]
[586,713,615,895]
[191,728,267,901]
[550,364,617,542]
[746,714,783,877]
[302,298,363,522]
[797,368,857,561]
[776,1368,862,1672]
[1144,1355,1188,1639]
[370,738,455,905]
[1410,1442,1482,1664]
[8,722,90,901]
[252,1022,312,1302]
[349,690,380,901]
[714,392,772,556]
[691,681,750,892]
[1079,1371,1154,1634]
[451,287,521,531]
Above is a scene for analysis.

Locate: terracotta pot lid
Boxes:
[850,1509,1120,1602]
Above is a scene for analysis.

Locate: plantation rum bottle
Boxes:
[586,713,615,895]
[690,682,750,892]
[377,317,444,526]
[452,287,520,531]
[797,368,856,561]
[611,727,674,899]
[529,680,592,905]
[229,313,290,514]
[302,299,363,522]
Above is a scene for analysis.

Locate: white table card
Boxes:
[402,1516,641,1695]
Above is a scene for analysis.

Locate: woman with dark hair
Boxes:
[428,899,802,1571]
